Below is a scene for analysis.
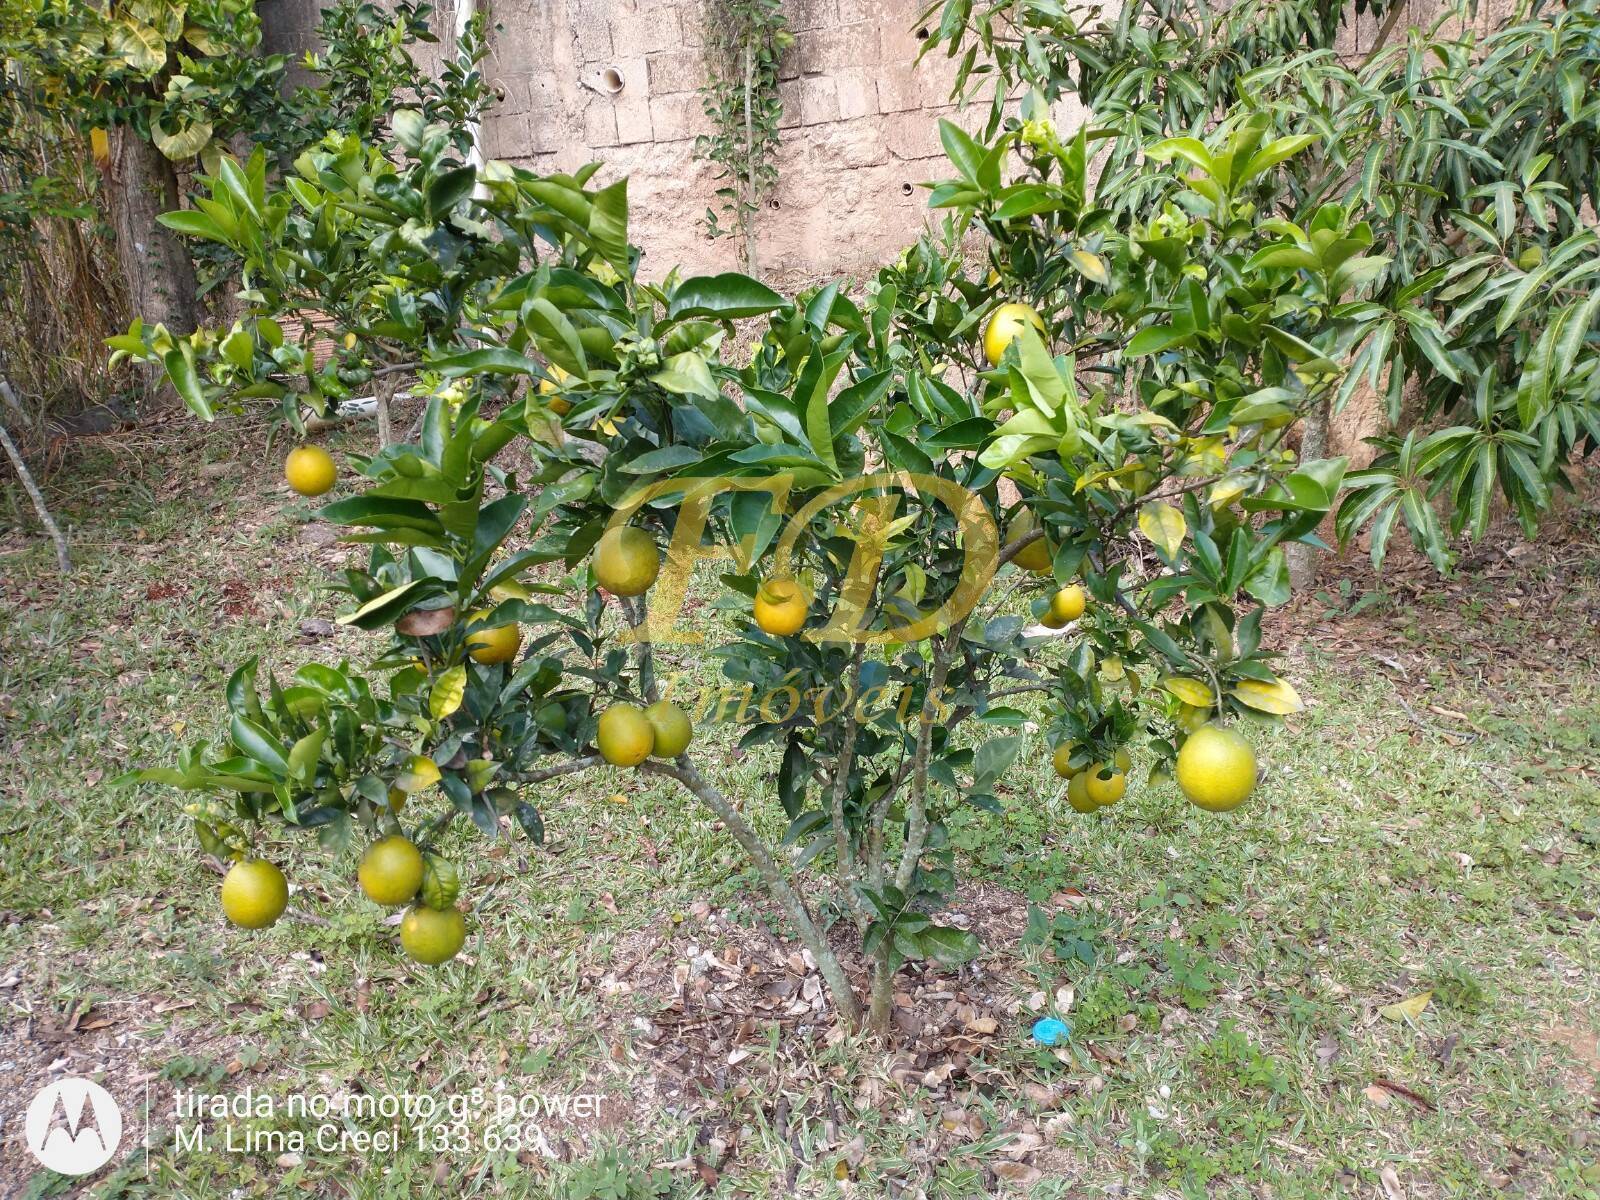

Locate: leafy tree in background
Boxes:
[921,0,1600,573]
[0,0,486,410]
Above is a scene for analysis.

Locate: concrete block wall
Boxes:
[259,0,980,280]
[481,0,977,279]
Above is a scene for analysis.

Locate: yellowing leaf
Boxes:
[90,128,111,166]
[1162,676,1213,707]
[1232,677,1305,715]
[428,664,467,720]
[1068,248,1110,286]
[151,117,213,160]
[1379,991,1432,1023]
[1138,501,1187,558]
[106,18,168,74]
[396,755,441,794]
[1099,655,1126,682]
[1209,478,1247,509]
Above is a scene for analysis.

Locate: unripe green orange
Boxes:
[593,526,660,596]
[597,702,654,766]
[1085,765,1126,807]
[645,700,693,758]
[400,904,466,965]
[221,859,289,929]
[1052,741,1076,779]
[359,835,425,905]
[1065,772,1097,813]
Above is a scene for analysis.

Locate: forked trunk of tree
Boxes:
[105,128,200,347]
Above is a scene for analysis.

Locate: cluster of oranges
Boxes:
[218,833,466,965]
[1051,723,1257,817]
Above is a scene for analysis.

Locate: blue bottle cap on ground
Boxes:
[1031,1017,1071,1046]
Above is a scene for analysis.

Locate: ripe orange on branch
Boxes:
[466,612,520,665]
[982,302,1047,366]
[753,579,809,636]
[285,445,337,496]
[1176,724,1257,812]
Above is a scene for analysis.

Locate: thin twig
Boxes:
[0,406,70,572]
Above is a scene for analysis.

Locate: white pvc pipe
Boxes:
[455,0,484,176]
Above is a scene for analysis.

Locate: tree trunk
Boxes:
[105,128,199,343]
[1288,396,1330,589]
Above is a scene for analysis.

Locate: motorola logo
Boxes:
[23,1078,123,1175]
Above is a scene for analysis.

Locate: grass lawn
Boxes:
[2,419,1597,1199]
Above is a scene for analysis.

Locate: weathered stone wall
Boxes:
[260,0,973,280]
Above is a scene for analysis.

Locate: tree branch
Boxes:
[0,385,70,573]
[641,756,864,1026]
[523,755,603,783]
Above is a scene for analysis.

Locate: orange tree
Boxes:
[122,105,1374,1032]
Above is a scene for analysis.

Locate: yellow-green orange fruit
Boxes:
[597,702,654,766]
[400,904,466,965]
[645,700,693,758]
[1049,585,1086,624]
[754,579,808,636]
[593,526,661,597]
[1052,741,1076,779]
[466,612,521,665]
[359,835,425,906]
[1176,723,1258,812]
[1009,510,1054,574]
[221,859,289,929]
[1085,766,1126,807]
[983,302,1047,366]
[285,445,337,497]
[1065,772,1097,814]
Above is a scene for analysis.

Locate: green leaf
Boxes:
[229,714,288,774]
[620,445,703,474]
[432,347,541,377]
[650,350,718,399]
[152,118,213,161]
[938,118,985,184]
[106,17,167,74]
[668,274,787,320]
[1126,325,1187,357]
[163,345,212,421]
[589,177,630,270]
[1068,248,1110,286]
[287,728,325,783]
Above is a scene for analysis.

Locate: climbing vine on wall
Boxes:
[695,0,791,274]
